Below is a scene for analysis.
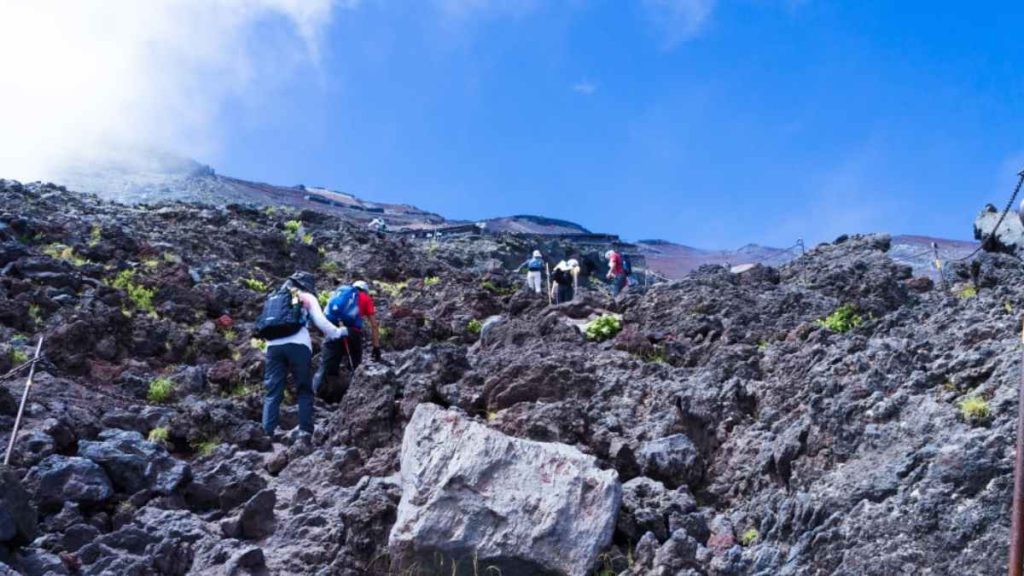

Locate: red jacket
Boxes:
[608,252,624,276]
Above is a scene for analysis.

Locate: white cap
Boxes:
[567,259,579,269]
[353,280,369,292]
[533,250,542,258]
[604,250,614,259]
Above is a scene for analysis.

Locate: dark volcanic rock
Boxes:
[24,455,113,509]
[0,466,38,546]
[185,449,267,513]
[77,429,190,496]
[3,181,1024,575]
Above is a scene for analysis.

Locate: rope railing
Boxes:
[0,357,42,382]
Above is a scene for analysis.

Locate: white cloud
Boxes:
[573,81,598,95]
[642,0,717,49]
[0,0,344,183]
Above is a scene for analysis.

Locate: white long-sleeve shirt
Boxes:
[266,291,346,351]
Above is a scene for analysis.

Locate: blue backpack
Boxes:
[527,257,544,271]
[326,285,362,329]
[621,254,633,275]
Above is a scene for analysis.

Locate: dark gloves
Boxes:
[372,347,383,362]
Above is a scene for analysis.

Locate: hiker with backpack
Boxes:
[550,259,580,304]
[516,250,545,294]
[605,250,630,297]
[254,272,346,438]
[314,280,382,397]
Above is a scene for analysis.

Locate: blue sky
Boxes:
[5,1,1023,248]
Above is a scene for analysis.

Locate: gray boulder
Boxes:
[24,455,113,509]
[0,466,38,546]
[77,429,190,495]
[389,403,621,576]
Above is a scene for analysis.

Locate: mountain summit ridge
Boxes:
[48,156,976,278]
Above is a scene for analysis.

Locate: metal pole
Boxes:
[546,263,552,305]
[4,337,43,466]
[798,238,805,255]
[1011,319,1024,576]
[932,242,947,291]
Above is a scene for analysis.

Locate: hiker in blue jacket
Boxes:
[314,280,382,400]
[517,250,545,294]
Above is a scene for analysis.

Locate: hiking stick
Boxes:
[4,337,43,466]
[342,337,354,371]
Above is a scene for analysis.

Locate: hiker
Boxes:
[605,250,628,297]
[255,272,346,438]
[315,280,383,394]
[517,250,545,294]
[368,218,387,236]
[550,259,580,304]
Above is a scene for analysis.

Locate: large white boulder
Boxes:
[389,403,621,576]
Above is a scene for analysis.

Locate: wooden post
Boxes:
[4,337,43,466]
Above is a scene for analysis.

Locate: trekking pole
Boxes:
[342,337,354,371]
[4,337,43,466]
[1011,317,1024,576]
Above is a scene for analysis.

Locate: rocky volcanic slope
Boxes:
[0,179,1021,575]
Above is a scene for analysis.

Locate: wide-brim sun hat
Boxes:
[289,272,316,293]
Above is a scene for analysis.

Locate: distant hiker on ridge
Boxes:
[605,249,630,297]
[517,250,545,294]
[316,280,383,397]
[368,218,387,237]
[550,259,580,304]
[254,272,346,439]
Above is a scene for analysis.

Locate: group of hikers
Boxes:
[254,273,381,439]
[256,247,633,440]
[516,248,634,302]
